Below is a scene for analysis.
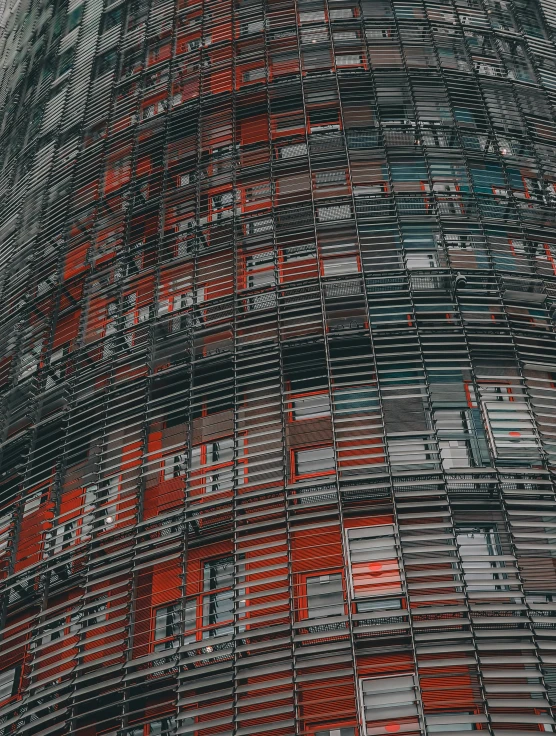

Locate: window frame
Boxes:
[287,387,331,422]
[199,555,235,639]
[297,569,346,621]
[346,524,403,601]
[359,672,421,736]
[290,444,336,483]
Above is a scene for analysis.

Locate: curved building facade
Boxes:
[2,0,556,733]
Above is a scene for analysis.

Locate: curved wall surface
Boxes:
[2,0,556,733]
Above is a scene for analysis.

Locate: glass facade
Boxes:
[1,0,556,732]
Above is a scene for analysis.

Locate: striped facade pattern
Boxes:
[2,0,556,733]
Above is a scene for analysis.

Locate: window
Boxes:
[356,596,404,619]
[480,384,538,460]
[435,408,490,469]
[292,446,335,481]
[321,255,360,277]
[360,674,420,735]
[126,717,177,735]
[36,601,105,649]
[101,6,122,32]
[0,513,11,557]
[154,604,180,651]
[78,600,107,632]
[426,713,479,732]
[161,287,205,332]
[290,391,331,420]
[0,668,18,703]
[57,48,75,76]
[163,453,187,480]
[50,518,78,554]
[456,526,506,591]
[346,525,402,599]
[95,48,118,78]
[305,573,344,618]
[315,170,347,188]
[314,728,355,736]
[23,493,41,516]
[210,190,235,222]
[406,252,438,270]
[299,10,326,22]
[280,143,308,159]
[179,560,235,646]
[190,436,246,494]
[85,478,118,529]
[103,301,118,358]
[336,54,364,67]
[244,250,275,289]
[66,4,83,31]
[317,204,352,222]
[150,719,176,735]
[333,386,379,414]
[202,557,234,638]
[18,339,42,379]
[39,616,65,646]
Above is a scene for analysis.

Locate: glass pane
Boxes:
[296,446,335,475]
[0,668,15,701]
[202,589,234,631]
[206,467,233,493]
[184,598,196,634]
[348,526,402,598]
[155,605,179,643]
[209,438,234,464]
[334,388,379,414]
[362,675,419,727]
[306,573,344,618]
[292,393,331,420]
[456,527,506,590]
[204,557,234,590]
[149,717,176,735]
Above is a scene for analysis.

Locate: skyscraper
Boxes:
[2,0,556,733]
